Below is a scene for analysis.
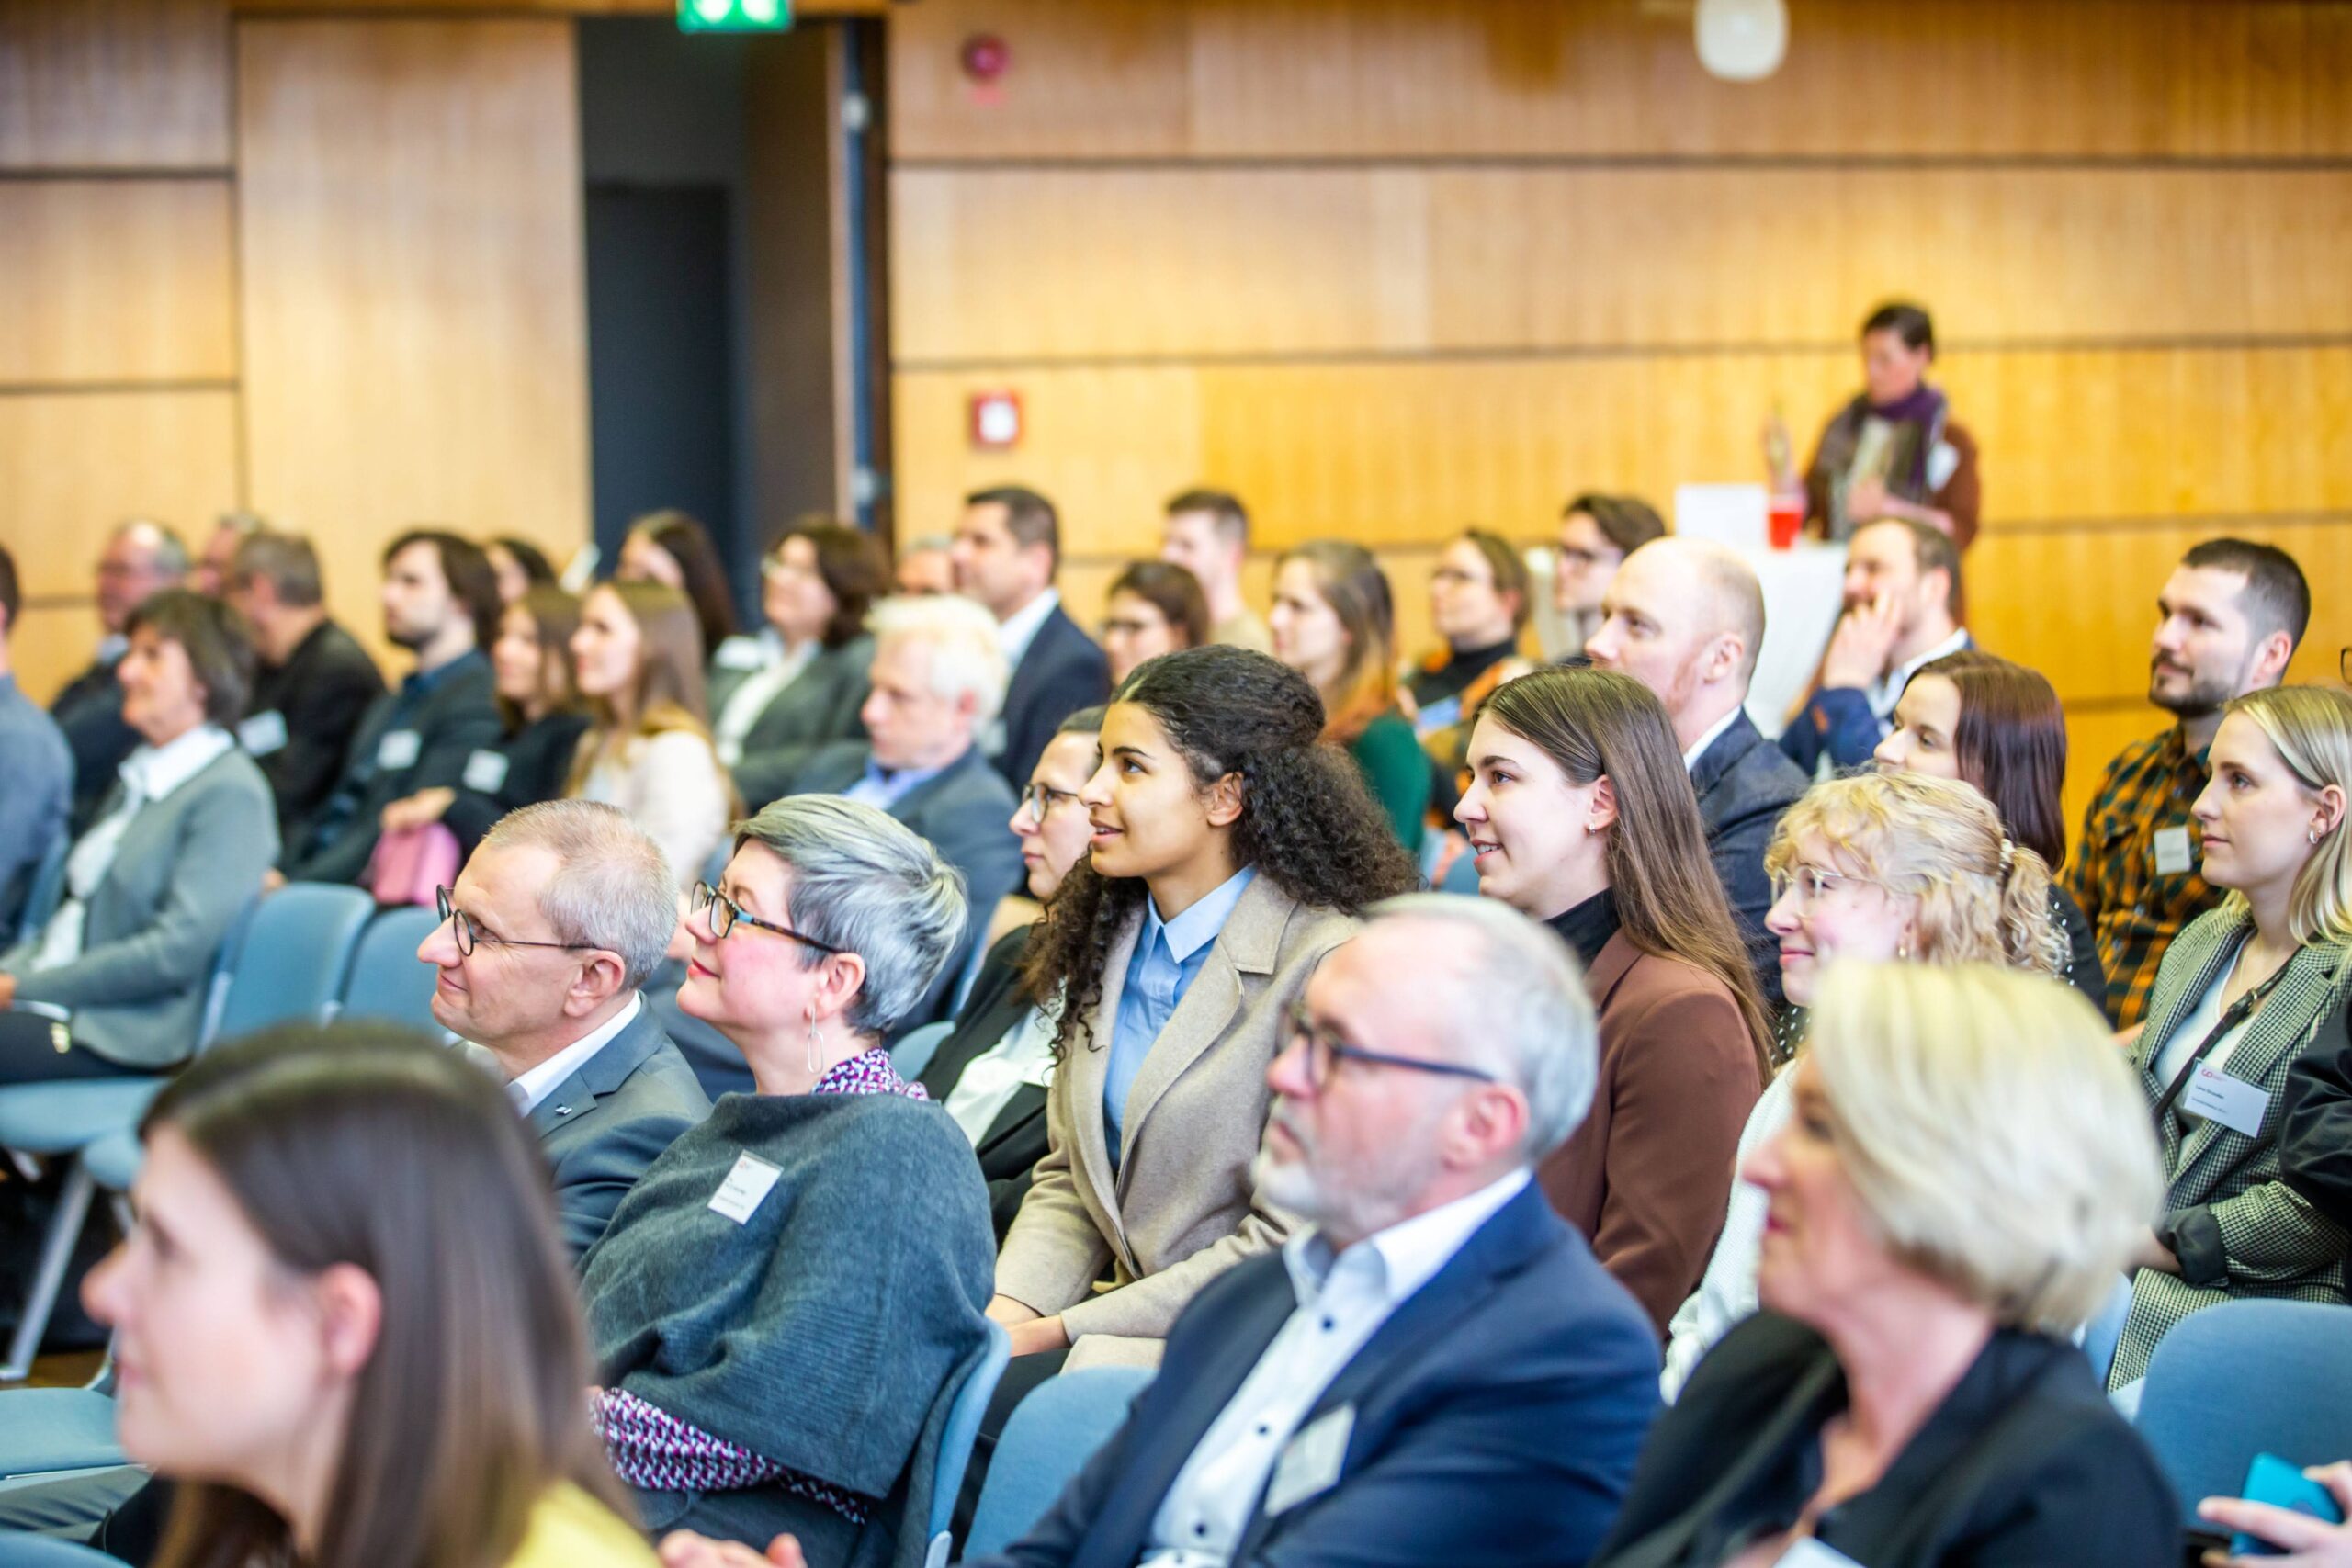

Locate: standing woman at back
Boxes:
[570,581,734,890]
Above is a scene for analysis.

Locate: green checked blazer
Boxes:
[2110,906,2352,1388]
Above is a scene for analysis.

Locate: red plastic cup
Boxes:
[1767,493,1804,550]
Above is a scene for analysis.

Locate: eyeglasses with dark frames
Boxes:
[1019,782,1082,823]
[690,881,847,955]
[435,886,604,960]
[1283,998,1498,1091]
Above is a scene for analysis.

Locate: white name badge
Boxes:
[707,1151,783,1225]
[1774,1541,1865,1568]
[2154,825,2195,877]
[462,749,511,794]
[2184,1065,2270,1138]
[238,709,289,758]
[1264,1404,1353,1517]
[376,728,423,771]
[713,637,770,671]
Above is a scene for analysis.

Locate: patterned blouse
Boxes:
[592,1046,927,1517]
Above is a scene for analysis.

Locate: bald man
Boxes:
[1585,537,1806,1010]
[52,519,189,833]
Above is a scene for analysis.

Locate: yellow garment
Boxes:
[504,1483,661,1568]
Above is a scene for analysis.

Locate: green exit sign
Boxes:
[678,0,790,31]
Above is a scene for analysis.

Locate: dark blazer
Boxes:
[734,636,875,757]
[50,656,138,835]
[918,925,1049,1238]
[1690,711,1806,1011]
[1592,1313,2178,1568]
[993,601,1110,791]
[2052,882,2110,1022]
[528,1000,711,1261]
[973,1181,1661,1568]
[440,708,594,858]
[2283,989,2352,1273]
[243,617,386,852]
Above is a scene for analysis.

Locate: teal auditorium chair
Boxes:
[0,883,375,1379]
[923,1319,1011,1568]
[2134,1298,2352,1529]
[7,833,71,948]
[963,1368,1155,1559]
[0,1531,127,1565]
[334,906,445,1033]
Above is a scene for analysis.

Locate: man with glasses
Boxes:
[52,519,187,833]
[420,799,708,1258]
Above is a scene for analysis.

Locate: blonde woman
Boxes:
[2109,684,2352,1393]
[1595,965,2174,1567]
[1662,771,2065,1396]
[569,580,734,890]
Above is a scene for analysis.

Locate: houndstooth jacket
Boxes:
[2109,907,2352,1388]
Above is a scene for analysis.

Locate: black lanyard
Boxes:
[2151,952,2292,1125]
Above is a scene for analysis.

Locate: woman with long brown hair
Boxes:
[569,580,733,890]
[1100,560,1208,687]
[1454,665,1768,1332]
[1269,540,1430,852]
[90,1021,654,1568]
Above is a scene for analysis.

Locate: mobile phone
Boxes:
[2231,1452,2344,1558]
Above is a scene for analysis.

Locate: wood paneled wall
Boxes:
[885,0,2352,829]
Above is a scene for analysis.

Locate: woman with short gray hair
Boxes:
[579,795,996,1564]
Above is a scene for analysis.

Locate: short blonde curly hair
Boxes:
[1805,962,2162,1328]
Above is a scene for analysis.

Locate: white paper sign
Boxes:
[707,1151,783,1225]
[1675,482,1770,550]
[238,709,288,758]
[462,749,511,794]
[2154,825,2195,877]
[1264,1404,1353,1516]
[2184,1066,2269,1138]
[376,728,423,771]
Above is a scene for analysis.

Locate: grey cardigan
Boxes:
[4,747,278,1068]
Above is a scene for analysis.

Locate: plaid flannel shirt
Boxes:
[2067,726,2226,1029]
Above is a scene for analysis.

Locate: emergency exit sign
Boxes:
[679,0,790,31]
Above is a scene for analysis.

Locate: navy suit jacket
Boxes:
[993,603,1110,791]
[1690,711,1808,1012]
[524,1002,711,1261]
[972,1181,1662,1568]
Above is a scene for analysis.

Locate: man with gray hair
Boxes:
[52,517,188,832]
[418,799,709,1258]
[951,894,1659,1568]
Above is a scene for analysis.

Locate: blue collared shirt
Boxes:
[1105,866,1257,1164]
[842,756,946,810]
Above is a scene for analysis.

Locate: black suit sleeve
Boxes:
[268,644,387,833]
[2282,992,2352,1233]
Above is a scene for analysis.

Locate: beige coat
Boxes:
[995,874,1358,1368]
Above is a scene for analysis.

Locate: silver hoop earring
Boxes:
[806,1016,824,1075]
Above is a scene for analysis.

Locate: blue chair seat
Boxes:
[0,1390,121,1481]
[0,1080,164,1157]
[0,1530,134,1565]
[965,1367,1154,1559]
[2135,1297,2352,1526]
[81,1130,142,1194]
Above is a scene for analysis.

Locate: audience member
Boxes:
[568,581,731,895]
[710,519,881,773]
[1159,488,1270,654]
[1779,516,1971,775]
[1874,649,2106,1013]
[2282,989,2352,1250]
[1766,299,1980,547]
[2199,1461,2352,1563]
[52,518,187,833]
[384,586,592,860]
[579,796,992,1558]
[953,485,1112,789]
[187,509,263,598]
[90,1024,660,1568]
[991,647,1418,1373]
[283,530,503,885]
[895,534,956,596]
[2072,538,2308,1028]
[487,534,560,604]
[1408,529,1536,818]
[1457,667,1768,1331]
[1551,492,1665,660]
[0,591,275,1081]
[1594,964,2173,1567]
[222,530,386,853]
[0,543,71,940]
[1585,536,1807,1009]
[1101,559,1208,686]
[1662,771,2069,1396]
[2110,684,2352,1393]
[920,706,1104,1236]
[617,510,748,682]
[946,897,1664,1568]
[1270,540,1430,852]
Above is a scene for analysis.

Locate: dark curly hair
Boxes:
[1020,646,1418,1054]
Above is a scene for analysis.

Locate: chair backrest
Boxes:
[963,1367,1155,1560]
[0,1531,133,1567]
[12,830,72,946]
[209,883,378,1044]
[2136,1298,2352,1524]
[890,1020,955,1082]
[196,896,263,1047]
[337,906,446,1034]
[923,1318,1011,1565]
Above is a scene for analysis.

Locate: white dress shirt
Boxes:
[34,724,234,971]
[1864,626,1972,725]
[997,586,1062,671]
[1141,1168,1532,1567]
[943,996,1060,1146]
[499,992,645,1114]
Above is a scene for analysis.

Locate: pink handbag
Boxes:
[366,823,462,908]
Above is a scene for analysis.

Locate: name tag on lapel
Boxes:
[1263,1404,1352,1517]
[238,709,288,757]
[376,728,423,770]
[707,1152,783,1224]
[461,749,510,794]
[2183,1066,2269,1137]
[2154,825,2194,876]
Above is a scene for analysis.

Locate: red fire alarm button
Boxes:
[969,389,1022,450]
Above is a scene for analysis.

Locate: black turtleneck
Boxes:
[1544,887,1621,970]
[1407,637,1521,709]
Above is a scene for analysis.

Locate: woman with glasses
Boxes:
[918,706,1104,1236]
[709,518,885,777]
[1407,529,1536,821]
[577,795,995,1562]
[1661,769,2066,1397]
[1100,560,1207,687]
[1453,666,1769,1333]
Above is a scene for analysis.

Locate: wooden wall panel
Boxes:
[237,17,591,661]
[0,181,237,385]
[0,0,232,170]
[12,604,107,709]
[891,0,2352,162]
[0,391,241,599]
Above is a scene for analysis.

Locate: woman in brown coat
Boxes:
[1454,666,1770,1333]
